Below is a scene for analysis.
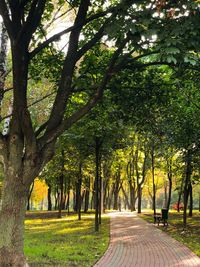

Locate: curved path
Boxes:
[94,211,200,267]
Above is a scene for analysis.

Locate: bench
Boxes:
[154,208,168,226]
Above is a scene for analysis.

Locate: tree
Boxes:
[0,1,199,265]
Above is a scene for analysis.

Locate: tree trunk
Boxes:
[0,172,31,267]
[127,161,136,211]
[108,185,113,210]
[77,162,82,220]
[0,22,8,121]
[167,157,172,210]
[27,181,34,211]
[137,185,142,213]
[151,147,156,216]
[121,185,130,209]
[183,150,192,228]
[58,150,65,218]
[129,181,136,211]
[177,178,184,212]
[58,174,64,218]
[66,189,70,214]
[188,183,193,217]
[84,178,90,213]
[73,191,76,212]
[135,146,148,214]
[113,168,121,210]
[199,192,200,212]
[47,184,52,211]
[95,137,101,231]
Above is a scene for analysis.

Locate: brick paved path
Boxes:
[94,211,200,267]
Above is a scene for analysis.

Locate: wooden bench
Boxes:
[154,208,168,226]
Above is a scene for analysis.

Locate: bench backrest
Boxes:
[161,208,168,219]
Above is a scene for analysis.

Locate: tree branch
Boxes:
[0,0,13,37]
[38,36,129,147]
[75,17,112,61]
[19,0,47,43]
[0,90,56,122]
[29,6,118,59]
[41,0,91,135]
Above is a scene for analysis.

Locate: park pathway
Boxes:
[94,211,200,267]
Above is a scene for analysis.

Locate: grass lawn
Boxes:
[24,211,110,267]
[139,210,200,257]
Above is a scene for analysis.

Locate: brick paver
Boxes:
[94,211,200,267]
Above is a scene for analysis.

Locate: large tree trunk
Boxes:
[0,170,33,267]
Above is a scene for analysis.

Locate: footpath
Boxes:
[94,211,200,267]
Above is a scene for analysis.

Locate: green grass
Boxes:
[139,210,200,257]
[24,212,110,267]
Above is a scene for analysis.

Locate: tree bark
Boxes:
[0,170,32,267]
